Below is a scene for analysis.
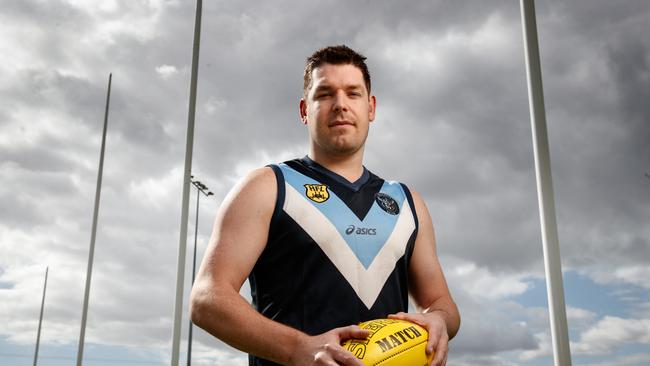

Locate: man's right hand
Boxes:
[290,325,370,366]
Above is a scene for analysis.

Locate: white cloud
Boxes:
[566,306,598,333]
[575,353,650,366]
[567,306,597,322]
[128,166,182,210]
[156,64,179,79]
[450,261,529,300]
[573,316,650,355]
[519,332,551,361]
[444,259,540,355]
[582,265,650,290]
[610,266,650,289]
[381,12,517,75]
[203,96,226,115]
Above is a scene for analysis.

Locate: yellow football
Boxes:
[341,318,433,366]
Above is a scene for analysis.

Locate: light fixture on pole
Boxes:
[187,176,213,366]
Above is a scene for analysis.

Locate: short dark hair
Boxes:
[303,45,371,97]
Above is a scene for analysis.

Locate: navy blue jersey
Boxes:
[248,157,419,366]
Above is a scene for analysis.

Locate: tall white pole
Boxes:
[520,1,572,365]
[77,73,112,366]
[171,1,202,365]
[33,266,48,366]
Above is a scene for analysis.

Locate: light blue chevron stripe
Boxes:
[279,164,406,269]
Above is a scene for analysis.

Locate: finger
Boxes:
[333,350,365,366]
[434,351,448,366]
[326,343,365,366]
[426,329,439,355]
[313,349,337,366]
[388,312,421,324]
[335,325,370,340]
[388,312,428,328]
[430,336,448,366]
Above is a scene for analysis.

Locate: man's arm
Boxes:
[389,188,460,366]
[189,167,368,366]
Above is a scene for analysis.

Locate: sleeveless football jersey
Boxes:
[248,157,419,366]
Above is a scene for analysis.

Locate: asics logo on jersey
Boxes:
[345,225,377,236]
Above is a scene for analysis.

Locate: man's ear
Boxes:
[368,95,377,122]
[299,98,308,125]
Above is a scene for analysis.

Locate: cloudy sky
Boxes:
[1,0,649,365]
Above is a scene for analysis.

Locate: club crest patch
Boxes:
[304,184,329,203]
[375,192,399,215]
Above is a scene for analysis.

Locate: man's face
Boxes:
[300,63,376,157]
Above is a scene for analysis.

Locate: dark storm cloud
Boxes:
[609,31,650,161]
[188,1,525,178]
[528,0,650,273]
[4,70,106,124]
[0,133,87,175]
[0,0,93,66]
[0,190,45,227]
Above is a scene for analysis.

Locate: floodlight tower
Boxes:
[187,176,213,366]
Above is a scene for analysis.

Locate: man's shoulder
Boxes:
[237,166,277,191]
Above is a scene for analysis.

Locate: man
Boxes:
[190,45,460,366]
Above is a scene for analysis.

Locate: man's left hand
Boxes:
[388,311,449,366]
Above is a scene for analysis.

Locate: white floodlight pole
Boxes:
[77,73,112,366]
[187,180,213,366]
[171,0,203,365]
[520,1,572,365]
[187,184,200,366]
[33,266,48,366]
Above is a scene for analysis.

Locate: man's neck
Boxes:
[308,149,365,183]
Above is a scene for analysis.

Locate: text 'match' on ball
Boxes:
[341,318,433,366]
